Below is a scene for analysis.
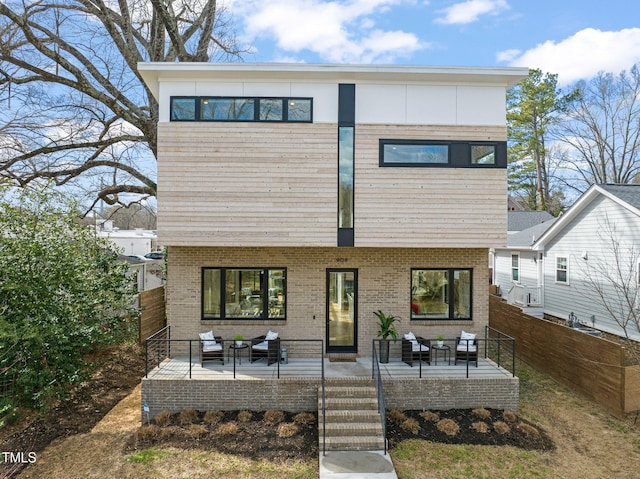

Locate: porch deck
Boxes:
[146,356,514,381]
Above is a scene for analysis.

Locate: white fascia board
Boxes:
[137,62,530,100]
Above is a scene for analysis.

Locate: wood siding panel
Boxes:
[157,122,337,247]
[354,124,507,247]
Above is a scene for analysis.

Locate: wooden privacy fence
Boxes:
[489,295,640,417]
[138,286,166,344]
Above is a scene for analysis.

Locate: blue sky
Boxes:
[226,0,640,86]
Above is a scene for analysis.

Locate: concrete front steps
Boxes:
[318,380,386,451]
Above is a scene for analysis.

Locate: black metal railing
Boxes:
[485,326,516,377]
[145,335,324,380]
[145,325,170,377]
[371,340,388,455]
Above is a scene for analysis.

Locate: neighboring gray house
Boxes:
[507,210,554,234]
[493,184,640,341]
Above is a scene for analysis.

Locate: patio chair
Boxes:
[454,330,478,367]
[250,330,281,365]
[402,332,431,366]
[199,331,224,366]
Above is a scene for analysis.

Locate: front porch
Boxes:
[142,332,519,422]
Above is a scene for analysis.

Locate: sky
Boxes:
[226,0,640,86]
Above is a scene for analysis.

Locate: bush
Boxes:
[237,410,253,422]
[204,410,224,425]
[388,409,407,424]
[216,422,239,436]
[419,411,440,422]
[436,419,460,436]
[293,412,316,425]
[154,410,172,427]
[277,423,299,438]
[472,408,491,420]
[503,410,518,423]
[135,425,161,443]
[263,410,285,425]
[493,421,511,434]
[187,424,208,439]
[516,422,540,437]
[401,418,420,434]
[471,421,490,433]
[178,409,198,425]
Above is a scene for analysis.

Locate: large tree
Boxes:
[0,0,244,211]
[507,69,576,213]
[0,183,139,407]
[559,65,640,189]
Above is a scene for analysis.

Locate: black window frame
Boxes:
[410,268,473,321]
[201,267,287,321]
[379,139,506,168]
[170,96,313,123]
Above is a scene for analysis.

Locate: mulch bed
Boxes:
[387,408,555,451]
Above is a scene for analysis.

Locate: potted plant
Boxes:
[374,310,400,363]
[234,335,244,347]
[435,335,445,348]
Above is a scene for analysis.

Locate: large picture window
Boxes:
[171,97,312,123]
[202,268,286,320]
[411,269,472,320]
[379,139,506,168]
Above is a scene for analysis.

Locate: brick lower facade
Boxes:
[141,376,519,420]
[166,246,490,357]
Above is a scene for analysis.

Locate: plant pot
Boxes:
[437,341,444,348]
[379,340,390,363]
[235,340,243,347]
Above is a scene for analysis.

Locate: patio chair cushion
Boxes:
[404,332,416,340]
[457,330,477,352]
[265,330,279,340]
[412,342,429,352]
[253,341,269,350]
[199,331,218,351]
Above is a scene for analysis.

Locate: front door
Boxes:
[326,269,357,353]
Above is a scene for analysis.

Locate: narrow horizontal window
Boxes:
[380,140,506,168]
[202,267,286,320]
[171,97,312,123]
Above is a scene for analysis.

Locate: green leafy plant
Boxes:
[234,335,244,341]
[436,335,445,341]
[373,310,400,340]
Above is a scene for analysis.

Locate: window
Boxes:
[511,254,519,282]
[556,256,568,283]
[202,268,286,320]
[170,97,312,122]
[411,268,472,320]
[379,139,506,168]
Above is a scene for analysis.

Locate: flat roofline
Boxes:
[138,62,529,99]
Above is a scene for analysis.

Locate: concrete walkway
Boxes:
[319,450,398,479]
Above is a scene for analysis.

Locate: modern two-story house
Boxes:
[138,63,528,358]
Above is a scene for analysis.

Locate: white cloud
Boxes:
[499,28,640,86]
[231,0,425,63]
[434,0,509,25]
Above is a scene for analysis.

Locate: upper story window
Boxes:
[556,256,568,284]
[171,97,312,123]
[511,254,520,281]
[379,139,506,168]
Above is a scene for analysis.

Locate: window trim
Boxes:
[379,139,506,168]
[511,253,520,282]
[170,96,313,123]
[410,268,473,321]
[555,256,569,284]
[201,267,287,321]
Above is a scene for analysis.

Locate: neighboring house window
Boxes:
[410,269,472,320]
[556,256,568,284]
[511,254,519,282]
[202,268,286,320]
[170,97,312,123]
[379,140,506,168]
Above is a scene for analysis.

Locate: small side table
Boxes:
[432,344,451,365]
[228,343,249,365]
